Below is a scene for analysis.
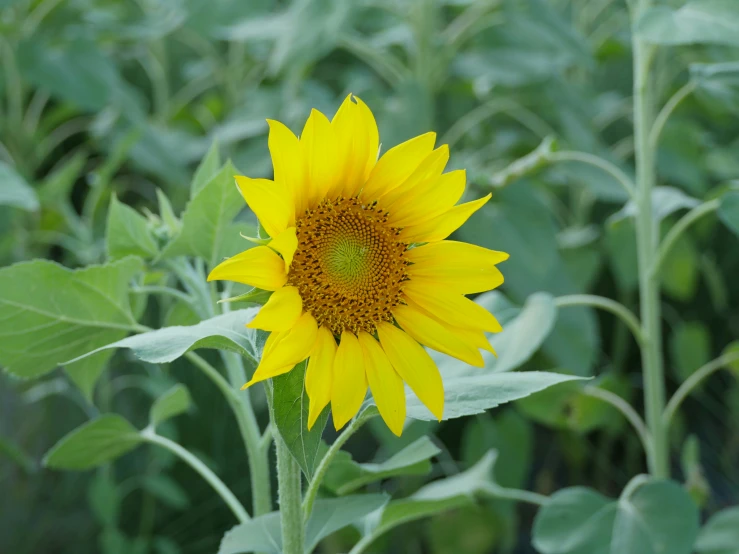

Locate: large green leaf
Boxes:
[44,415,143,470]
[191,141,222,196]
[404,371,585,421]
[0,161,39,211]
[695,507,739,554]
[150,384,192,428]
[160,161,246,268]
[533,479,700,554]
[0,257,143,379]
[324,436,440,495]
[272,360,330,480]
[718,191,739,237]
[637,0,739,47]
[70,309,260,365]
[305,494,389,552]
[106,195,159,261]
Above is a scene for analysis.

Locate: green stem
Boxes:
[555,294,644,345]
[276,436,304,554]
[302,409,375,520]
[631,1,668,478]
[141,429,249,523]
[650,199,720,278]
[662,351,739,432]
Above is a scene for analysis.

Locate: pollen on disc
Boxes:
[286,197,409,335]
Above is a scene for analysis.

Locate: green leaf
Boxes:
[141,474,190,510]
[192,141,222,196]
[324,436,440,495]
[106,195,159,261]
[156,188,181,236]
[611,186,700,223]
[695,506,739,554]
[533,479,700,554]
[691,62,739,113]
[44,415,143,470]
[66,350,115,403]
[0,257,143,379]
[150,384,192,428]
[718,191,739,237]
[0,161,39,211]
[161,161,245,268]
[218,512,282,554]
[637,0,739,47]
[272,360,330,480]
[305,494,390,552]
[70,309,260,365]
[0,433,35,473]
[670,321,711,383]
[403,371,585,421]
[88,470,120,526]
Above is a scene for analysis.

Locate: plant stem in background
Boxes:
[275,436,304,554]
[631,0,668,479]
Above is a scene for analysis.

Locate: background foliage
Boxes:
[1,0,739,552]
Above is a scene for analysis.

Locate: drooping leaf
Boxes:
[272,360,330,480]
[533,479,700,554]
[324,436,440,495]
[718,191,739,237]
[106,195,159,261]
[150,384,192,427]
[305,494,390,552]
[44,415,143,470]
[637,0,739,47]
[0,161,39,211]
[695,506,739,554]
[0,257,143,379]
[66,350,115,403]
[160,161,246,268]
[403,371,586,421]
[69,309,260,365]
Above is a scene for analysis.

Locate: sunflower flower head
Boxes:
[208,95,508,436]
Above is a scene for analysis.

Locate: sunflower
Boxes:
[208,95,508,436]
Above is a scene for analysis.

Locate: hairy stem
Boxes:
[276,436,304,554]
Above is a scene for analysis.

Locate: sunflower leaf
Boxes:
[150,384,192,428]
[0,161,39,211]
[272,360,330,481]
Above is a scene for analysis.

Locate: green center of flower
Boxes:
[287,197,409,335]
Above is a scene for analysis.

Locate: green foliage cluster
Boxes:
[2,0,739,553]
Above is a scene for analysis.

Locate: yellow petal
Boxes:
[246,312,318,386]
[246,286,303,332]
[330,95,379,198]
[377,322,444,421]
[267,119,303,213]
[207,246,286,291]
[403,283,502,333]
[379,145,449,209]
[235,176,293,238]
[393,303,484,367]
[306,326,337,430]
[406,240,508,294]
[331,331,367,430]
[268,226,298,271]
[387,169,466,228]
[399,194,491,244]
[301,109,340,207]
[361,132,436,201]
[358,331,405,436]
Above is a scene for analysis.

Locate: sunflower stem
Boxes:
[630,0,669,479]
[275,434,304,554]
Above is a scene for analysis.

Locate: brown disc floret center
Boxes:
[286,197,409,335]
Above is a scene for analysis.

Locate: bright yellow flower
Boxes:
[208,95,508,436]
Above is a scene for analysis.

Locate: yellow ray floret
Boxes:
[208,94,508,434]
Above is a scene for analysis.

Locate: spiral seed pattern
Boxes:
[287,197,409,335]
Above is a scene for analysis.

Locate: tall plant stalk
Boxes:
[630,0,669,479]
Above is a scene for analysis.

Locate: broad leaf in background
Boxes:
[691,62,739,114]
[272,361,330,480]
[150,384,192,428]
[0,257,143,379]
[44,415,143,470]
[404,371,585,421]
[670,321,711,383]
[533,480,699,554]
[218,512,282,554]
[141,475,190,511]
[106,195,159,261]
[695,506,739,554]
[610,187,700,223]
[192,141,222,195]
[435,292,557,377]
[324,436,440,495]
[0,161,39,211]
[161,160,249,268]
[718,190,739,237]
[69,309,260,365]
[637,0,739,47]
